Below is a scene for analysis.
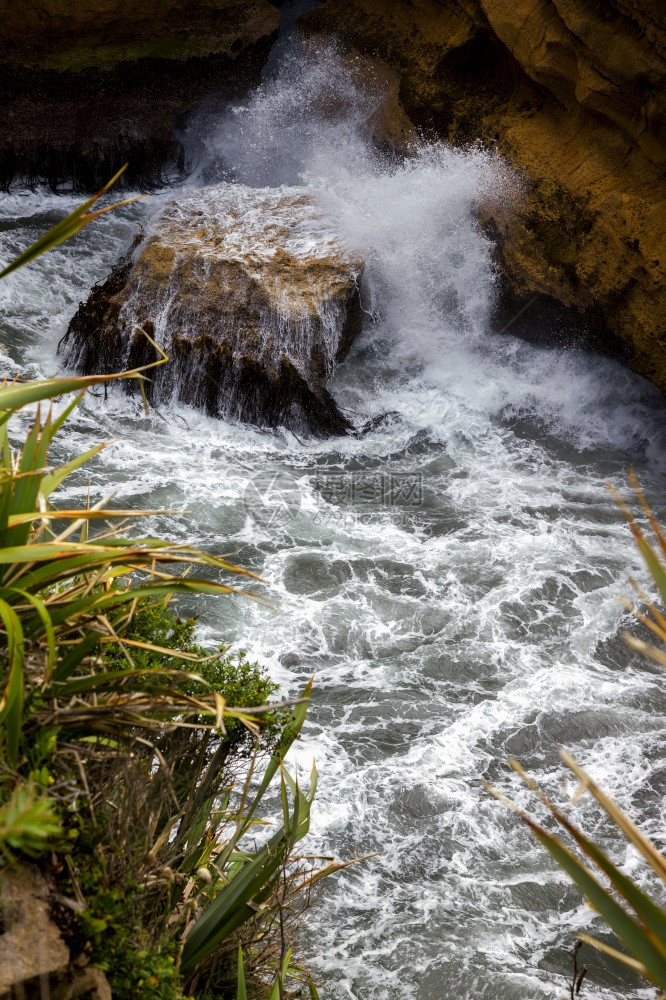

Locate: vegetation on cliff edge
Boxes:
[0,177,346,999]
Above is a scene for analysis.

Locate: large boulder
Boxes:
[301,0,666,392]
[60,185,365,436]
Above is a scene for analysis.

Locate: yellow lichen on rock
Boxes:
[131,187,366,338]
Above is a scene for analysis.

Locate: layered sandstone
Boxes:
[302,0,666,390]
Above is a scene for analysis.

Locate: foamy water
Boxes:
[1,30,666,1000]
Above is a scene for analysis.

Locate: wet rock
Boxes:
[0,2,280,190]
[60,185,365,436]
[279,652,302,667]
[0,865,69,995]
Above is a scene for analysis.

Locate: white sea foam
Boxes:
[1,35,665,1000]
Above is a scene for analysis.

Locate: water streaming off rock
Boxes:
[1,35,666,1000]
[59,184,365,434]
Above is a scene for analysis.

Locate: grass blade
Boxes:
[487,785,666,989]
[561,751,666,884]
[236,945,247,1000]
[578,933,650,978]
[509,758,666,943]
[0,165,148,280]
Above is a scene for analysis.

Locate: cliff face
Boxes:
[302,0,666,390]
[4,0,665,392]
[0,1,280,190]
[0,0,280,71]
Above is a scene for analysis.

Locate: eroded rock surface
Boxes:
[0,0,280,72]
[60,185,365,435]
[302,0,666,391]
[0,1,280,190]
[0,865,69,995]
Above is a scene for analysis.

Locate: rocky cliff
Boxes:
[4,0,665,392]
[302,0,666,391]
[0,0,279,71]
[0,0,280,189]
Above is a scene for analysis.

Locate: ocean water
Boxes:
[1,28,666,1000]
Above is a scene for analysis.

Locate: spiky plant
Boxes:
[0,171,350,997]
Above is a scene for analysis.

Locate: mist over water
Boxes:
[2,32,666,1000]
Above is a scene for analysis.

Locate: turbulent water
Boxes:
[2,23,666,1000]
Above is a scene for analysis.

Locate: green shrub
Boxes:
[101,598,286,754]
[77,878,185,1000]
[0,180,342,999]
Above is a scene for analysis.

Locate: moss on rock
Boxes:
[0,2,280,190]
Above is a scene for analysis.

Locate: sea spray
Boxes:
[0,38,665,1000]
